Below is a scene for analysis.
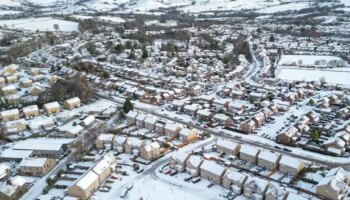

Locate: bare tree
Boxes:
[53,24,60,32]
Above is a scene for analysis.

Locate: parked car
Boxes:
[99,187,109,192]
[127,183,134,191]
[192,177,201,183]
[137,168,144,174]
[223,191,232,198]
[184,175,193,182]
[120,188,128,198]
[164,170,171,175]
[170,170,178,176]
[111,175,118,179]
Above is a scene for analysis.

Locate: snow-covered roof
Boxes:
[224,169,247,185]
[97,134,114,142]
[0,108,19,117]
[200,160,225,176]
[164,123,180,132]
[240,145,260,157]
[244,176,269,194]
[216,139,238,150]
[13,138,73,151]
[285,192,308,200]
[75,171,99,190]
[43,101,60,109]
[258,151,280,163]
[23,105,39,113]
[65,97,80,104]
[144,116,157,124]
[279,155,303,169]
[126,111,138,118]
[0,149,33,159]
[82,115,95,126]
[19,157,48,167]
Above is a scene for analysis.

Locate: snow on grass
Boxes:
[276,68,350,85]
[0,10,22,15]
[257,2,310,14]
[72,15,125,23]
[0,17,78,32]
[278,55,346,66]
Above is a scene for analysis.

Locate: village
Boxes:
[0,0,348,200]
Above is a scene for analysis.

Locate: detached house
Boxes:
[169,152,190,172]
[1,109,20,122]
[43,102,61,115]
[222,169,248,194]
[23,105,39,118]
[243,177,270,199]
[185,155,203,177]
[64,97,81,110]
[95,134,115,149]
[258,151,281,169]
[164,123,182,138]
[2,85,17,96]
[179,128,197,142]
[19,158,56,176]
[126,111,138,125]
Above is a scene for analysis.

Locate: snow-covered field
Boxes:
[0,17,78,32]
[278,55,346,66]
[72,15,125,23]
[276,68,350,85]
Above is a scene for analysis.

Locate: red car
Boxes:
[111,175,118,179]
[164,170,171,175]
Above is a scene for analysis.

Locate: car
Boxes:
[228,193,236,200]
[170,170,178,176]
[192,177,201,183]
[274,146,281,149]
[223,191,232,198]
[164,170,171,175]
[111,175,118,179]
[127,183,134,190]
[137,168,144,174]
[203,125,208,128]
[283,148,292,152]
[120,188,128,198]
[184,175,193,182]
[103,185,112,190]
[99,187,109,192]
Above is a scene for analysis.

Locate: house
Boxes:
[277,127,300,144]
[6,94,20,105]
[285,192,308,200]
[279,155,304,175]
[179,128,197,142]
[1,109,20,122]
[216,139,240,155]
[20,78,32,88]
[239,145,260,164]
[68,171,99,200]
[2,85,17,96]
[0,163,11,181]
[240,119,256,133]
[31,86,42,96]
[140,142,161,160]
[82,115,95,127]
[0,176,27,200]
[222,169,248,194]
[258,151,281,169]
[196,109,214,121]
[169,152,190,172]
[0,77,5,87]
[43,102,61,115]
[19,158,56,176]
[185,155,203,177]
[64,97,81,110]
[124,137,144,155]
[6,75,17,84]
[243,176,270,199]
[23,105,39,118]
[212,114,232,127]
[27,116,55,133]
[155,121,166,134]
[112,136,127,152]
[92,154,116,184]
[4,119,27,134]
[316,167,350,200]
[164,123,182,138]
[200,160,226,184]
[136,114,147,128]
[265,184,288,200]
[144,116,157,130]
[126,111,138,125]
[252,112,265,127]
[95,134,115,149]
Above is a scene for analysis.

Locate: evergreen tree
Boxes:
[123,97,134,114]
[269,34,275,42]
[142,47,148,59]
